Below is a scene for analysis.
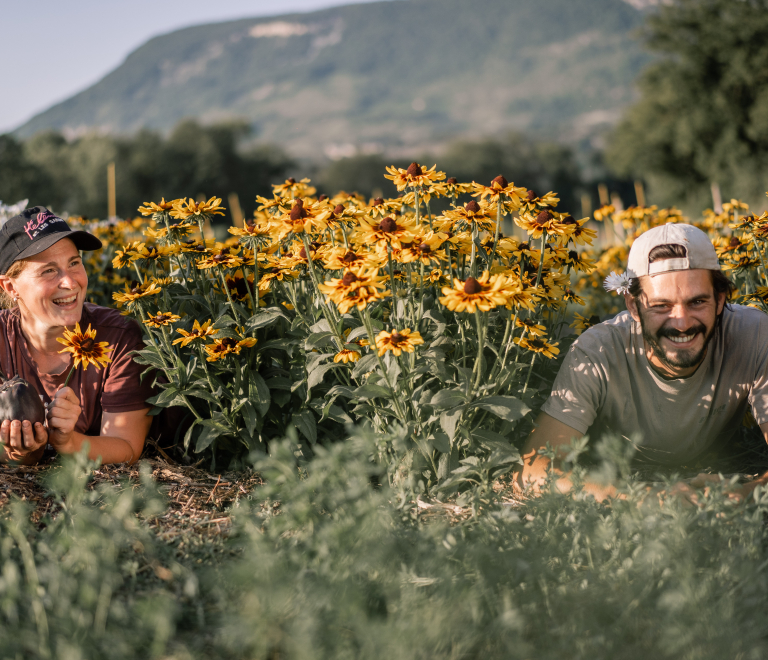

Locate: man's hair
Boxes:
[628,243,736,302]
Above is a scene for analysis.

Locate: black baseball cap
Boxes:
[0,207,102,275]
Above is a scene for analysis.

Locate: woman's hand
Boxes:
[0,418,47,462]
[46,386,81,453]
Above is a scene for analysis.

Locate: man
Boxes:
[516,223,768,501]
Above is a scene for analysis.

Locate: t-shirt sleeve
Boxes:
[747,311,768,426]
[100,321,157,413]
[540,341,606,435]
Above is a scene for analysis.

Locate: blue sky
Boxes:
[1,0,388,133]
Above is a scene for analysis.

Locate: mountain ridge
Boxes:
[15,0,651,159]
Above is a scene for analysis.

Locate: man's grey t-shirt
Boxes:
[541,306,768,465]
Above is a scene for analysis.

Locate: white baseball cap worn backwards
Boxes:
[626,223,721,279]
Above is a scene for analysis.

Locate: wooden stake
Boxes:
[711,182,723,213]
[597,183,609,207]
[107,162,116,218]
[634,180,646,207]
[228,192,245,228]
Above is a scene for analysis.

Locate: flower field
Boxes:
[5,167,768,658]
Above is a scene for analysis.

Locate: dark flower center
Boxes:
[373,198,385,206]
[535,211,552,226]
[286,177,296,184]
[379,217,398,233]
[446,177,457,185]
[730,237,741,248]
[561,215,576,225]
[419,243,431,253]
[342,272,359,286]
[318,194,328,201]
[465,200,481,214]
[341,251,359,264]
[526,190,537,201]
[333,204,345,215]
[406,162,422,177]
[80,338,95,352]
[290,199,309,220]
[390,332,406,344]
[492,175,508,188]
[463,277,483,295]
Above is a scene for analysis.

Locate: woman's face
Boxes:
[6,239,88,329]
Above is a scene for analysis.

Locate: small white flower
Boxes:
[603,271,631,296]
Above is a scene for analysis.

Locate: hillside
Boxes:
[15,0,650,158]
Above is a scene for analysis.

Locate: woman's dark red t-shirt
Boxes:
[0,304,155,436]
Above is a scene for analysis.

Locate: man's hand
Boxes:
[46,386,82,453]
[1,418,47,463]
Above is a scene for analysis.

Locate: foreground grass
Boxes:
[1,432,768,659]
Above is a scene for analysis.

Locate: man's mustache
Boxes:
[656,323,707,339]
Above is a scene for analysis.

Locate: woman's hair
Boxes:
[628,243,736,303]
[0,259,29,309]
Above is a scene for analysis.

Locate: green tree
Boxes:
[606,0,768,208]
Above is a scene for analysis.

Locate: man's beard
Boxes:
[637,311,718,371]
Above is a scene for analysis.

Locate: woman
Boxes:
[0,206,155,465]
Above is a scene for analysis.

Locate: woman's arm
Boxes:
[47,387,151,465]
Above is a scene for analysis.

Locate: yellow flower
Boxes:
[440,200,497,232]
[273,198,328,239]
[571,313,601,335]
[138,198,176,216]
[439,272,509,313]
[112,242,145,269]
[173,319,218,347]
[514,336,560,359]
[592,205,615,222]
[384,162,445,191]
[515,318,547,336]
[170,197,225,220]
[354,215,415,250]
[197,247,244,270]
[204,336,257,362]
[375,328,424,356]
[112,281,162,308]
[471,175,525,206]
[144,312,181,328]
[517,190,560,214]
[272,177,315,198]
[334,349,361,363]
[57,323,112,371]
[318,266,389,314]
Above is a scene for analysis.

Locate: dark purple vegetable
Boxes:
[0,376,46,426]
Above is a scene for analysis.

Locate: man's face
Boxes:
[625,269,726,377]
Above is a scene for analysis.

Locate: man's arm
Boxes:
[515,412,617,501]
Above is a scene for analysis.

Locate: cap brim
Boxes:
[15,230,102,261]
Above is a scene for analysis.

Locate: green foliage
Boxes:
[0,120,291,219]
[607,0,768,208]
[0,452,188,659]
[7,431,768,658]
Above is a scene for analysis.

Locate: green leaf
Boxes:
[473,396,530,423]
[351,353,378,379]
[431,389,466,410]
[354,384,392,400]
[429,431,451,454]
[249,372,271,416]
[242,401,259,437]
[183,420,199,450]
[346,326,368,342]
[292,410,317,445]
[307,362,339,394]
[195,425,222,452]
[440,408,463,441]
[213,313,237,329]
[246,307,289,330]
[305,331,335,350]
[265,376,292,390]
[147,386,179,407]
